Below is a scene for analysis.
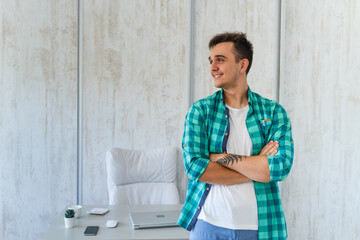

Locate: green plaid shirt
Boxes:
[178,87,294,239]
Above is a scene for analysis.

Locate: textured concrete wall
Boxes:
[280,1,360,239]
[0,1,78,239]
[82,0,190,205]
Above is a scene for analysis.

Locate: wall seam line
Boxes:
[188,0,195,108]
[278,0,285,104]
[76,0,83,205]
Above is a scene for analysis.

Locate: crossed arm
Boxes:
[199,141,279,184]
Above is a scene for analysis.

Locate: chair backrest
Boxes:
[106,147,180,205]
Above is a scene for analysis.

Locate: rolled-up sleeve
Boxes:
[267,104,294,182]
[182,104,210,182]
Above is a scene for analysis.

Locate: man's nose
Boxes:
[210,62,218,71]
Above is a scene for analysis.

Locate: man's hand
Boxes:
[259,140,279,156]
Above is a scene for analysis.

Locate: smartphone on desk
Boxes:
[83,226,99,236]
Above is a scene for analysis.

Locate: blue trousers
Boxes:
[189,219,258,240]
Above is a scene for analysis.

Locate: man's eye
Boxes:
[217,59,223,63]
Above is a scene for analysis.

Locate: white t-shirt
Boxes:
[198,105,258,230]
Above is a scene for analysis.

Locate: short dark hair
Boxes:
[208,32,253,74]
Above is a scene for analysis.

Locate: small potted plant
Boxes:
[64,209,76,228]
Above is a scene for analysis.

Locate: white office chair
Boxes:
[106,147,180,205]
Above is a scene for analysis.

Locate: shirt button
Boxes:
[225,115,228,118]
[198,206,200,210]
[206,188,209,191]
[225,133,228,136]
[223,151,226,154]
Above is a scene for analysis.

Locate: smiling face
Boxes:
[209,42,248,90]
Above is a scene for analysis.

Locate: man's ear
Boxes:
[239,58,249,74]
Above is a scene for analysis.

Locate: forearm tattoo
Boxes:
[216,154,246,166]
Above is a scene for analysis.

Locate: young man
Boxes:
[178,32,294,240]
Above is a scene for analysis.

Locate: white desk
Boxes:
[41,205,189,240]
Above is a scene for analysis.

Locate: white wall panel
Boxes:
[0,1,77,239]
[193,0,280,102]
[280,1,360,239]
[82,0,189,204]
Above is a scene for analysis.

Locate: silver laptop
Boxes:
[129,210,180,230]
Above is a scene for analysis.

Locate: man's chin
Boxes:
[213,82,223,89]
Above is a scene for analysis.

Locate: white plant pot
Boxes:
[64,217,75,228]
